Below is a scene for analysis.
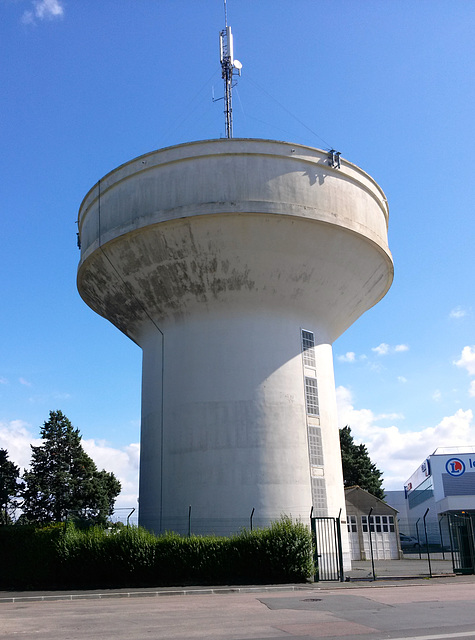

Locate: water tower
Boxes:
[76,10,393,558]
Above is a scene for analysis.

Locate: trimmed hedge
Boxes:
[0,517,313,590]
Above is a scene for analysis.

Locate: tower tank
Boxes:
[77,138,393,558]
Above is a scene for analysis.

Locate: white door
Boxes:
[347,515,361,560]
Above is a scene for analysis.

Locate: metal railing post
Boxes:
[250,507,255,532]
[188,505,192,537]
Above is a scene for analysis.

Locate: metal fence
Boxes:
[311,515,344,582]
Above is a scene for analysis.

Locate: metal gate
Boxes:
[311,515,344,581]
[448,513,475,574]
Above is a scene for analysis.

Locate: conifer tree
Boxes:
[0,449,21,525]
[21,410,121,524]
[339,425,384,499]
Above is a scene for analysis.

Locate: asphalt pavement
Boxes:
[2,572,475,640]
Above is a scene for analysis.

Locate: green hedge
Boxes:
[0,517,314,590]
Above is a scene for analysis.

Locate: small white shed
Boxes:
[345,486,402,560]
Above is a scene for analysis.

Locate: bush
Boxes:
[0,517,313,590]
[0,523,64,589]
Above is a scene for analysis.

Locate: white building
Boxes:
[386,447,475,549]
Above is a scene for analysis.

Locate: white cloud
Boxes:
[0,419,139,511]
[372,343,390,356]
[432,390,442,402]
[374,412,404,421]
[0,377,8,385]
[22,0,64,24]
[82,439,139,509]
[454,345,475,376]
[470,380,475,398]
[0,420,42,470]
[372,343,409,356]
[397,376,408,384]
[19,377,32,387]
[337,351,356,363]
[336,385,475,491]
[450,306,467,319]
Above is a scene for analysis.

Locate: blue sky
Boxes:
[1,0,474,509]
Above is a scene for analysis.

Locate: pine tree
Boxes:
[21,411,121,525]
[0,449,21,525]
[339,425,384,499]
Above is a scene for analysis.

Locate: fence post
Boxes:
[250,507,255,532]
[368,507,376,581]
[423,508,432,577]
[126,508,135,529]
[336,509,344,582]
[438,514,446,560]
[415,518,422,559]
[188,505,192,537]
[310,507,318,582]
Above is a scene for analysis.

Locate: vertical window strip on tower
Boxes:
[305,377,319,416]
[311,477,327,514]
[308,425,324,466]
[301,329,316,368]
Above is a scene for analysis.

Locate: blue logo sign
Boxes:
[446,458,466,477]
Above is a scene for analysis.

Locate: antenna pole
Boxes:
[219,0,241,138]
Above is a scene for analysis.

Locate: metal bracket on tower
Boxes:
[328,150,341,169]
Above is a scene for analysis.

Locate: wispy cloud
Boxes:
[374,412,404,421]
[394,344,409,352]
[19,377,32,387]
[337,352,356,363]
[372,343,390,356]
[0,377,8,385]
[432,389,442,402]
[397,376,408,384]
[450,306,468,320]
[22,0,64,25]
[336,385,475,490]
[372,343,409,356]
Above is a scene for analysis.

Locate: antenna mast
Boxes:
[219,0,242,138]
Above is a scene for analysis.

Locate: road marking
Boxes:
[390,632,475,640]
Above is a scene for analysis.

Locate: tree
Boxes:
[0,449,21,525]
[339,425,384,499]
[21,410,121,525]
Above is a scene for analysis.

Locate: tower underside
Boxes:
[77,139,393,548]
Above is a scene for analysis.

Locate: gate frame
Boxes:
[310,513,344,582]
[447,511,475,575]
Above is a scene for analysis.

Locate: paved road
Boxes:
[2,579,475,640]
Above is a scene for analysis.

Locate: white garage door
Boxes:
[361,515,399,560]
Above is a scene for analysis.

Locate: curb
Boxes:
[0,584,311,604]
[0,575,465,604]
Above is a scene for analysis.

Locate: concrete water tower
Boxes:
[76,12,393,551]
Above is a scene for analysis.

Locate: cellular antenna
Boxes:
[219,0,242,138]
